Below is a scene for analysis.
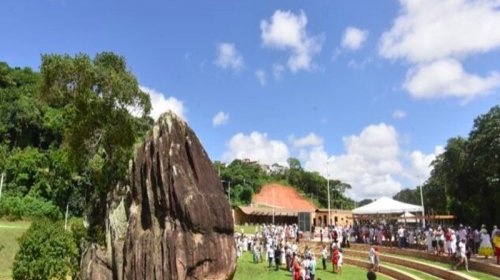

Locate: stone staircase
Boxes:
[297,241,499,280]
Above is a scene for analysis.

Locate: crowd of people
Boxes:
[234,221,500,279]
[234,223,377,280]
[347,222,500,266]
[235,224,319,280]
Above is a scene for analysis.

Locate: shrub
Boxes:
[13,220,78,280]
[0,195,62,220]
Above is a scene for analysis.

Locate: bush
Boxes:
[13,220,78,280]
[0,195,62,220]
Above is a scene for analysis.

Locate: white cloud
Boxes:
[341,27,368,50]
[380,0,500,101]
[261,10,323,72]
[222,132,289,166]
[255,69,267,86]
[212,111,229,127]
[301,124,403,199]
[138,86,186,121]
[380,0,500,63]
[290,133,324,148]
[272,64,285,80]
[406,145,444,184]
[392,110,407,119]
[405,59,500,100]
[214,43,244,72]
[298,124,446,199]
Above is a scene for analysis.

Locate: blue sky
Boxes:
[2,0,500,199]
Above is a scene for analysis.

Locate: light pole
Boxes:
[420,184,425,228]
[326,160,331,226]
[272,185,275,225]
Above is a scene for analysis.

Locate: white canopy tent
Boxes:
[353,197,423,215]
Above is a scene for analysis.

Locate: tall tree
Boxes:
[38,53,151,236]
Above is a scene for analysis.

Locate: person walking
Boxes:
[478,226,494,259]
[454,238,469,272]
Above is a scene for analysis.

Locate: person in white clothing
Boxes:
[267,245,274,268]
[337,249,344,275]
[454,239,469,272]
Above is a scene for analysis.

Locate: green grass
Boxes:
[235,224,262,235]
[234,252,393,280]
[0,220,31,279]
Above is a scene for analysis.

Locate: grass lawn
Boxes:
[234,251,392,280]
[235,224,262,235]
[0,220,31,280]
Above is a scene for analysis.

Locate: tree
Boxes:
[13,220,78,280]
[38,53,152,236]
[358,199,373,207]
[393,188,420,205]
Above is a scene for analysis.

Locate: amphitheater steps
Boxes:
[348,243,500,278]
[343,256,424,280]
[344,249,477,280]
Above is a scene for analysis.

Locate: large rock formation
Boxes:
[82,112,236,280]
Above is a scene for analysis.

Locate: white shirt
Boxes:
[458,241,466,257]
[267,247,274,258]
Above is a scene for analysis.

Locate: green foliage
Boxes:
[38,53,152,233]
[357,199,373,207]
[395,105,500,227]
[393,188,420,205]
[12,220,78,280]
[0,195,62,221]
[0,55,153,240]
[216,157,354,209]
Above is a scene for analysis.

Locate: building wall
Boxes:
[313,210,353,227]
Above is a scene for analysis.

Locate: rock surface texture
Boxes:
[81,112,236,280]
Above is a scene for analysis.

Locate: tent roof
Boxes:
[352,197,423,215]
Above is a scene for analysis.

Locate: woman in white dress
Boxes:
[478,226,494,258]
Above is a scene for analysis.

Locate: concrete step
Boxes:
[345,249,478,280]
[343,256,424,280]
[348,243,500,278]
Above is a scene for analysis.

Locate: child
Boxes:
[454,238,469,272]
[332,246,339,273]
[337,249,343,275]
[369,246,380,272]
